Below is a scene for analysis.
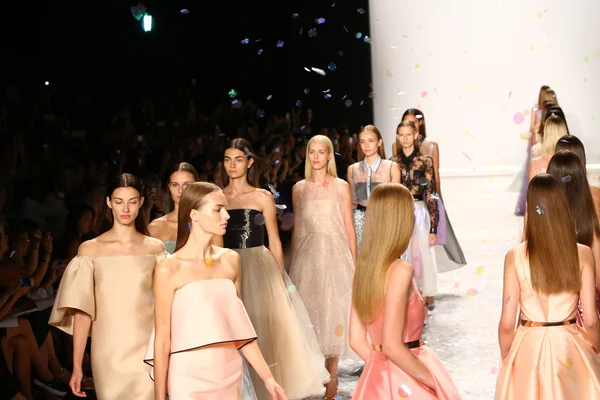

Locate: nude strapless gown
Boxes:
[144,279,257,399]
[495,244,600,399]
[49,253,166,400]
[353,282,461,400]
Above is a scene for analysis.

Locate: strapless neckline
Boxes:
[176,278,233,293]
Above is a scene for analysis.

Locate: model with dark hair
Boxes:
[221,138,329,400]
[49,173,166,399]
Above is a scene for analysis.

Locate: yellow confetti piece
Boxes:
[482,239,488,243]
[511,236,517,240]
[585,56,590,63]
[564,359,573,369]
[334,324,344,337]
[470,85,477,91]
[467,288,479,297]
[490,176,495,182]
[529,44,535,51]
[464,129,472,137]
[475,266,485,275]
[414,62,421,69]
[458,95,463,101]
[386,69,393,77]
[520,132,530,140]
[389,106,396,110]
[524,109,530,116]
[593,49,600,57]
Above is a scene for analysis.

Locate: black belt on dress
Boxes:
[371,338,424,352]
[520,318,576,327]
[356,204,367,211]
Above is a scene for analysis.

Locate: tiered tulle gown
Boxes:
[144,279,257,399]
[354,281,460,399]
[49,253,166,400]
[289,178,357,359]
[495,244,600,399]
[224,209,329,400]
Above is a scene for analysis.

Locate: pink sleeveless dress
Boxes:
[353,282,460,400]
[144,279,257,399]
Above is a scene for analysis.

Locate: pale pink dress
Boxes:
[144,279,256,399]
[495,244,600,399]
[353,282,460,399]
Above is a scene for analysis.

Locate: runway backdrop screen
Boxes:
[368,0,600,173]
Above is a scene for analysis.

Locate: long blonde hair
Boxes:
[305,135,337,179]
[352,183,415,322]
[541,115,568,155]
[357,125,386,162]
[525,174,581,294]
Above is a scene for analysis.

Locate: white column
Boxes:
[368,0,600,173]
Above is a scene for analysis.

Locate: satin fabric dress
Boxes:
[161,239,257,400]
[353,282,460,399]
[289,179,358,360]
[49,253,167,400]
[224,209,329,400]
[495,244,600,399]
[144,279,257,399]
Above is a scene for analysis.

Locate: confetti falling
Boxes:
[561,175,572,183]
[253,213,265,226]
[490,366,498,375]
[520,132,530,140]
[475,266,485,275]
[466,288,479,297]
[287,284,297,294]
[386,69,393,77]
[398,384,412,398]
[420,90,428,98]
[276,40,285,48]
[228,89,237,98]
[454,282,460,289]
[564,359,573,369]
[308,28,318,38]
[328,62,337,71]
[513,112,525,125]
[334,324,344,337]
[414,62,421,69]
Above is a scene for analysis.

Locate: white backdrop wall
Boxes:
[368,0,600,174]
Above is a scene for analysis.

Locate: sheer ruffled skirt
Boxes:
[236,246,329,399]
[404,201,438,297]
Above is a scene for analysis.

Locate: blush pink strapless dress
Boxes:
[353,283,461,400]
[144,279,257,400]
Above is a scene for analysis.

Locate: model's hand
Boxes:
[264,377,287,400]
[69,367,87,397]
[428,233,437,247]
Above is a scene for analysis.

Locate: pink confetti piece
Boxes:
[420,90,428,98]
[466,288,479,296]
[490,366,498,374]
[513,112,525,125]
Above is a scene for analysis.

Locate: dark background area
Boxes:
[0,0,374,130]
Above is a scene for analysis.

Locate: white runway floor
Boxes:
[304,175,529,400]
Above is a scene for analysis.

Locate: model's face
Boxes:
[359,130,382,158]
[308,141,331,171]
[169,171,196,205]
[191,191,230,235]
[106,187,143,226]
[402,115,421,141]
[224,148,253,180]
[396,126,417,149]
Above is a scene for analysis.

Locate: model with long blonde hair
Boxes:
[347,125,400,249]
[350,183,460,400]
[528,114,568,182]
[220,138,329,400]
[513,86,559,216]
[495,174,600,399]
[289,134,357,399]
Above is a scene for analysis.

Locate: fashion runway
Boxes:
[305,174,535,400]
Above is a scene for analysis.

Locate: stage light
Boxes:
[142,14,153,32]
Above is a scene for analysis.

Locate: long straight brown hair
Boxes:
[175,182,222,252]
[352,183,415,322]
[554,135,586,165]
[357,125,386,162]
[401,108,426,139]
[547,150,600,247]
[525,174,581,294]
